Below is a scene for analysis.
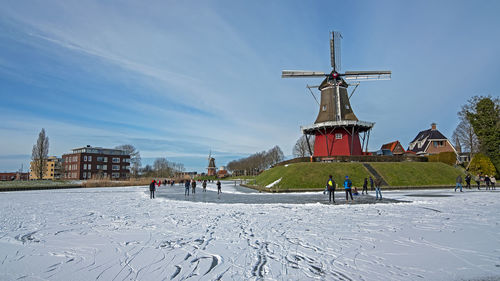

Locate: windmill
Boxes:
[282,31,391,157]
[207,151,216,176]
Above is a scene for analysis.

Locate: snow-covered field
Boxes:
[1,183,499,281]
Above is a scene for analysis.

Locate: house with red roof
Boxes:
[379,141,406,156]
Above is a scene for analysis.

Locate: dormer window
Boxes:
[322,105,327,111]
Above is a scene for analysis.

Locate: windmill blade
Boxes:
[330,31,342,72]
[282,70,327,78]
[343,70,391,81]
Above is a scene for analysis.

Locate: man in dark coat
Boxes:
[362,177,368,195]
[326,175,336,203]
[184,180,190,196]
[149,180,156,199]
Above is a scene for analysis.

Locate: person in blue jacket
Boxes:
[344,176,353,202]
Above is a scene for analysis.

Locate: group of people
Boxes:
[149,179,223,199]
[455,174,497,192]
[325,175,383,203]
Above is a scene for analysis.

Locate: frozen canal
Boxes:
[0,182,499,280]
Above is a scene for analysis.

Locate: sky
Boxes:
[1,0,499,173]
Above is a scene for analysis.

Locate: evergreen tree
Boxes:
[467,97,500,175]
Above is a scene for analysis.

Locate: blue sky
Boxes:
[1,0,499,173]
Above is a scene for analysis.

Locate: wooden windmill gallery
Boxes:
[282,31,391,157]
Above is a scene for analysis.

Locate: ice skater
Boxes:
[202,180,207,192]
[455,175,463,192]
[191,179,197,194]
[370,176,374,191]
[491,176,496,190]
[475,174,481,190]
[362,177,368,195]
[217,180,222,194]
[149,180,156,199]
[375,177,383,200]
[344,176,353,202]
[326,175,336,203]
[184,180,190,196]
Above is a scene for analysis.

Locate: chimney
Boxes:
[431,123,437,130]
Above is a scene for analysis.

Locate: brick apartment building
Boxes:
[62,145,130,180]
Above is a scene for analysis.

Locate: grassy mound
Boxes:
[255,162,371,190]
[369,162,463,186]
[253,162,464,191]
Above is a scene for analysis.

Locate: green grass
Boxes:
[255,162,371,190]
[370,162,463,186]
[253,162,465,191]
[0,180,80,189]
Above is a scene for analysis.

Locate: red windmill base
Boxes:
[302,121,373,157]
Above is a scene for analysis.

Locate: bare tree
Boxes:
[293,135,314,157]
[115,144,142,177]
[452,120,479,158]
[31,128,49,180]
[152,158,185,177]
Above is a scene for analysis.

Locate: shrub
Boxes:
[468,153,496,176]
[428,151,457,166]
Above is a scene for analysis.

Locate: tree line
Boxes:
[226,145,284,176]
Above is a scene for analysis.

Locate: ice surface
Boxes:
[0,183,499,280]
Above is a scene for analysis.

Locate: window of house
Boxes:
[322,105,327,111]
[84,156,87,161]
[88,164,91,170]
[88,156,92,161]
[112,173,119,178]
[112,158,120,163]
[104,157,108,162]
[83,172,86,179]
[102,165,107,170]
[84,164,87,170]
[97,157,103,162]
[87,172,91,179]
[335,133,343,139]
[112,165,120,170]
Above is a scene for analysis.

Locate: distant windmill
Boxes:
[207,151,216,176]
[282,31,391,156]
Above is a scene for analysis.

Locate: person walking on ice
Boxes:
[465,174,471,189]
[326,175,336,203]
[216,180,222,194]
[362,177,368,195]
[485,175,491,190]
[375,177,383,200]
[184,180,190,196]
[202,180,207,192]
[344,176,353,202]
[191,179,197,194]
[455,174,463,192]
[149,180,156,199]
[491,176,496,190]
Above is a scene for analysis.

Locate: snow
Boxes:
[266,177,282,188]
[0,183,499,280]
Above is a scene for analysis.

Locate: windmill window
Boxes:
[335,133,343,139]
[322,105,327,111]
[345,105,350,110]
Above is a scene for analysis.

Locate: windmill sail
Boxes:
[281,70,326,78]
[330,31,342,72]
[343,70,391,81]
